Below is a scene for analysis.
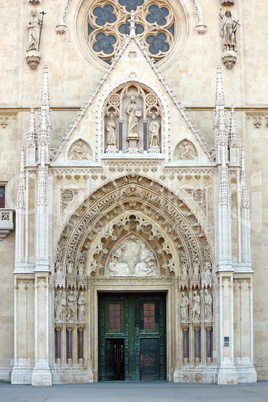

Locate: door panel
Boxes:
[98,293,166,381]
[140,338,160,381]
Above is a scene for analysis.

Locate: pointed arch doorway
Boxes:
[98,292,166,381]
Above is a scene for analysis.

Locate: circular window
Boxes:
[87,0,175,64]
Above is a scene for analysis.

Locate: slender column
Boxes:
[236,171,242,263]
[206,325,213,362]
[78,326,85,363]
[143,119,148,151]
[182,324,189,364]
[194,324,201,362]
[119,119,123,151]
[55,327,62,363]
[67,326,73,363]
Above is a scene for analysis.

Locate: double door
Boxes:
[98,293,166,381]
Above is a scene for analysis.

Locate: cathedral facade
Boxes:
[0,0,267,386]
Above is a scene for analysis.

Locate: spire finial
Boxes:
[214,66,228,164]
[229,104,239,146]
[241,145,249,209]
[16,145,25,209]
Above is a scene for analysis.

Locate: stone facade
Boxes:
[0,0,267,385]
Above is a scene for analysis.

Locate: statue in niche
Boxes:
[55,264,65,289]
[78,291,86,322]
[27,10,42,52]
[54,289,64,321]
[67,261,74,274]
[175,140,197,160]
[193,260,200,275]
[127,96,141,137]
[106,114,117,146]
[219,9,238,51]
[204,289,213,321]
[69,141,92,161]
[149,114,160,150]
[181,261,188,276]
[107,235,157,277]
[191,290,201,321]
[180,292,189,322]
[66,290,76,322]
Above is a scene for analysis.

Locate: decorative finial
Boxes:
[129,10,137,37]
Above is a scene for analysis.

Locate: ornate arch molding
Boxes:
[54,175,213,287]
[97,80,169,161]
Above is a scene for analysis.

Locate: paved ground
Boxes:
[0,381,267,402]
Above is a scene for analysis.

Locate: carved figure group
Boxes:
[176,140,197,160]
[27,11,42,52]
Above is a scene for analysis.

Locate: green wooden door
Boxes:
[98,293,166,381]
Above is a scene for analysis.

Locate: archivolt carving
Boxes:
[54,175,213,284]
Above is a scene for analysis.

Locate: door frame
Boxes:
[89,279,177,382]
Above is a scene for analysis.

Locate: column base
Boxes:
[235,359,257,383]
[11,367,33,384]
[32,367,52,386]
[217,365,238,384]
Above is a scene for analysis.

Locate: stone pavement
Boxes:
[0,381,267,402]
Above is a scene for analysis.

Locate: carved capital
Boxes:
[181,323,189,331]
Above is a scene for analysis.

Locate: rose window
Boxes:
[87,0,175,64]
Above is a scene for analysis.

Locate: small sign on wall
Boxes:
[224,337,230,347]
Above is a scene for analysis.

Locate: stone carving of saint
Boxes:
[27,11,42,52]
[66,290,76,322]
[219,9,237,51]
[181,262,188,276]
[55,289,63,321]
[127,96,141,137]
[191,290,201,321]
[176,140,197,160]
[69,141,91,161]
[149,114,160,148]
[193,261,199,275]
[180,292,189,322]
[55,265,65,288]
[78,291,86,322]
[67,261,74,274]
[106,115,117,146]
[204,289,213,321]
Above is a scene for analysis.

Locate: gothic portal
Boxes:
[1,0,266,387]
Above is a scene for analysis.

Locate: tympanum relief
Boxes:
[104,84,162,154]
[174,140,197,160]
[68,140,92,161]
[107,235,157,277]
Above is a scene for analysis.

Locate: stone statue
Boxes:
[193,260,199,275]
[180,292,189,321]
[55,265,65,289]
[181,262,188,276]
[27,11,42,52]
[191,290,201,321]
[78,291,86,322]
[204,289,213,321]
[219,9,238,51]
[66,290,76,322]
[67,261,74,274]
[149,115,160,148]
[127,96,141,136]
[106,115,117,146]
[54,289,63,321]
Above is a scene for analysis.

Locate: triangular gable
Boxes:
[52,34,212,163]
